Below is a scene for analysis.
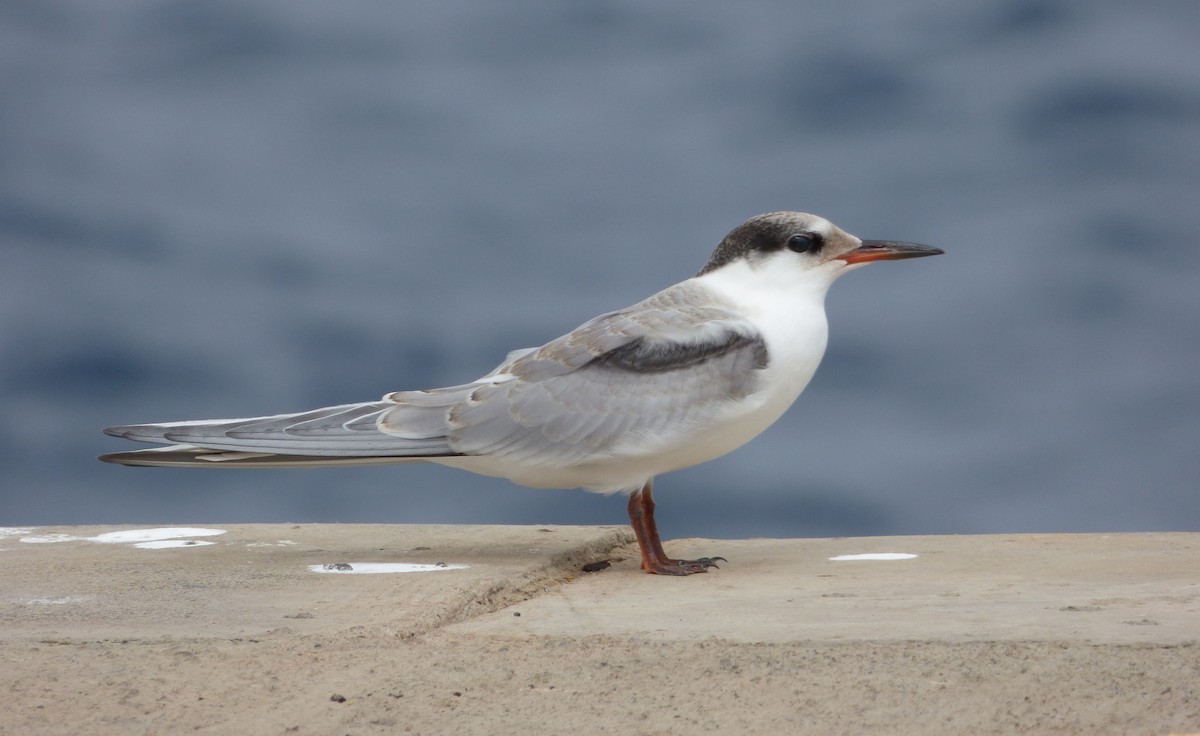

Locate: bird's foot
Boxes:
[628,482,727,576]
[643,556,726,576]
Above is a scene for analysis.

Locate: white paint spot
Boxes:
[25,596,91,605]
[20,527,226,549]
[133,539,218,549]
[91,527,226,544]
[308,562,469,574]
[829,553,918,561]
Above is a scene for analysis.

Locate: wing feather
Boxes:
[104,399,459,459]
[445,282,769,465]
[101,282,769,476]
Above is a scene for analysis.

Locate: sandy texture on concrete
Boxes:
[1,524,632,642]
[453,533,1200,644]
[1,526,1198,735]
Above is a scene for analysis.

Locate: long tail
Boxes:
[100,399,460,469]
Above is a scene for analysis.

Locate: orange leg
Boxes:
[626,479,725,575]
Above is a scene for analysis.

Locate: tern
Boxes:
[101,212,942,575]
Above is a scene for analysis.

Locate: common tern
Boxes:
[101,212,943,575]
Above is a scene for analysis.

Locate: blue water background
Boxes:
[3,1,1198,539]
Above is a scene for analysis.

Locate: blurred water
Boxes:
[2,1,1198,539]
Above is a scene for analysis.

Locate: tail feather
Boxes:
[99,444,438,468]
[102,399,462,463]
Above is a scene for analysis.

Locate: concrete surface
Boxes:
[1,525,1198,735]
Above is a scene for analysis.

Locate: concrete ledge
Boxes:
[2,526,1197,735]
[1,524,633,642]
[456,532,1200,645]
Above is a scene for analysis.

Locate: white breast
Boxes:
[675,259,836,457]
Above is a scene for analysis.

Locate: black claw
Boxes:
[673,556,727,571]
[646,556,728,575]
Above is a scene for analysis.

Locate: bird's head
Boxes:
[697,212,943,283]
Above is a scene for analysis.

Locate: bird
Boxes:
[100,212,943,575]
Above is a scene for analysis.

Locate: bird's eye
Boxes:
[787,233,822,254]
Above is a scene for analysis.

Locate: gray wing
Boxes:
[101,283,767,470]
[403,282,769,466]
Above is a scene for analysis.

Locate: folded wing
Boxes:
[101,282,769,473]
[431,282,769,467]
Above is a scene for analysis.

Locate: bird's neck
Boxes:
[693,260,833,386]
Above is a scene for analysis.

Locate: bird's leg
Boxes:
[627,480,725,575]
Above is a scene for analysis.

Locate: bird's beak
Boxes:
[838,240,944,265]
